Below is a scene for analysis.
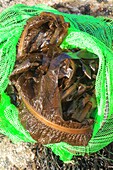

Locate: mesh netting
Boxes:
[0,4,113,162]
[0,93,35,142]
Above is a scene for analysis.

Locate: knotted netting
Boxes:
[0,4,113,162]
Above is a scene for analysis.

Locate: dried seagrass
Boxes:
[9,12,98,146]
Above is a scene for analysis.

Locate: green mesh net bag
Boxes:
[0,4,113,162]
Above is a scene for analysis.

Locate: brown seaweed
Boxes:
[9,12,99,146]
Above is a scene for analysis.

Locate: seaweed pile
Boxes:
[5,2,113,169]
[53,2,113,17]
[34,143,113,169]
[7,10,99,147]
[34,143,113,170]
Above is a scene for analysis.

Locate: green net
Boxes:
[0,4,113,162]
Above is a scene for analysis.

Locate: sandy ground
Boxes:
[0,0,113,13]
[0,135,35,170]
[0,0,113,169]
